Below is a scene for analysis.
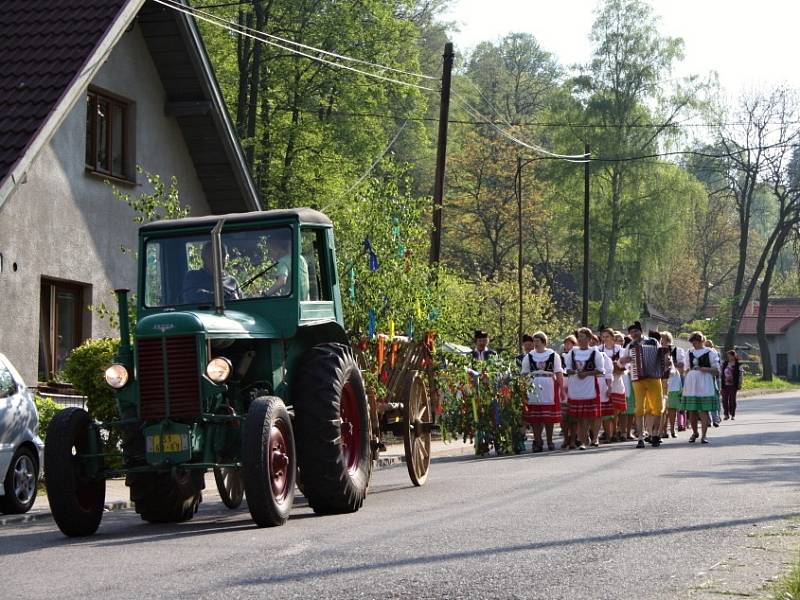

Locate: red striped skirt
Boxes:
[600,398,616,417]
[568,394,601,419]
[610,392,627,413]
[523,384,561,424]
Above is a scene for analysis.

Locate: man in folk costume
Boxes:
[516,334,535,368]
[471,330,497,362]
[621,321,670,448]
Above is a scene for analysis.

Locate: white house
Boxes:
[0,0,260,384]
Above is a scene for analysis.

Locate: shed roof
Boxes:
[737,298,800,335]
[0,0,260,213]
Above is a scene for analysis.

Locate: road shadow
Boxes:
[665,453,800,487]
[224,511,800,588]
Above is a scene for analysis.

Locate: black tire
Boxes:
[0,446,38,514]
[214,467,245,509]
[294,343,372,514]
[44,408,106,537]
[128,469,204,523]
[243,396,296,527]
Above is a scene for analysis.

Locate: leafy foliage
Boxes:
[33,395,63,443]
[61,338,120,422]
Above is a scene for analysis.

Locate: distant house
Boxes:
[735,298,800,379]
[0,0,260,384]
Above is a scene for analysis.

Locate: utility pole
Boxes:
[517,155,524,345]
[582,144,590,327]
[429,42,454,265]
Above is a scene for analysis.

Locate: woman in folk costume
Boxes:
[704,339,722,427]
[615,331,636,440]
[681,331,720,444]
[590,334,614,446]
[520,331,564,452]
[560,335,578,449]
[659,331,685,438]
[564,327,606,450]
[601,328,627,442]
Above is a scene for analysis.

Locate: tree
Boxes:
[573,0,702,326]
[715,88,800,361]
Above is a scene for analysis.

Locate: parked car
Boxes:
[0,353,44,514]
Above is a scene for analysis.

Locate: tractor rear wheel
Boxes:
[127,469,204,523]
[294,343,372,514]
[243,396,296,527]
[44,408,106,537]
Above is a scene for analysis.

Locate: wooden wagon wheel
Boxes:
[402,370,432,486]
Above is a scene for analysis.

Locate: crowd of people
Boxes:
[471,321,742,452]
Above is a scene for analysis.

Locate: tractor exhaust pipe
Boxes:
[115,288,133,364]
[211,219,226,315]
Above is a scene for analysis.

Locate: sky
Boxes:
[440,0,800,97]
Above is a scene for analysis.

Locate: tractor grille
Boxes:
[137,336,201,421]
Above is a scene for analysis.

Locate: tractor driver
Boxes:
[264,231,310,300]
[181,242,242,303]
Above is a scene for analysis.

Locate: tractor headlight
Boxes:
[104,364,129,389]
[206,357,232,383]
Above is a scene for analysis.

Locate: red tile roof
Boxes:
[737,299,800,335]
[0,0,129,185]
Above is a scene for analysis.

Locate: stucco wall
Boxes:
[738,331,800,379]
[0,23,211,384]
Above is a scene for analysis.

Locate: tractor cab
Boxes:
[137,208,343,334]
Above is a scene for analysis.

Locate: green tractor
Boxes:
[45,209,376,536]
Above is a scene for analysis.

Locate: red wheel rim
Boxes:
[268,420,291,503]
[341,382,362,474]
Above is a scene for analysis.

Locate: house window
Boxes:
[85,90,130,179]
[38,279,88,381]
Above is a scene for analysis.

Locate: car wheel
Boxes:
[0,446,38,514]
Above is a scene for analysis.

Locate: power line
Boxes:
[322,119,410,213]
[269,105,800,130]
[155,0,438,91]
[450,90,589,161]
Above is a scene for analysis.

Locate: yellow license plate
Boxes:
[147,433,188,454]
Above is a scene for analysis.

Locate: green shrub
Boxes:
[61,338,120,422]
[33,395,63,442]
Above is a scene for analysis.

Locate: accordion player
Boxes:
[628,340,671,381]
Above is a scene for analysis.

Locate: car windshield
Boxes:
[143,225,294,307]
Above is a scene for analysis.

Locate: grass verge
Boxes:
[741,375,800,393]
[773,550,800,599]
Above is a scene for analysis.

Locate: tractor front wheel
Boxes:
[243,396,296,527]
[44,408,106,537]
[294,343,372,514]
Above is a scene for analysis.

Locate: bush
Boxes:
[61,338,120,422]
[33,395,63,442]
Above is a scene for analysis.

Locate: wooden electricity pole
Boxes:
[429,42,454,265]
[582,144,590,327]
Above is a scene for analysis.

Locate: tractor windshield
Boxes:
[143,225,302,307]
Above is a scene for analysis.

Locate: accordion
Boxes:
[629,343,671,381]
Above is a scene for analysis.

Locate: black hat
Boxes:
[627,321,643,332]
[474,330,489,340]
[522,334,534,343]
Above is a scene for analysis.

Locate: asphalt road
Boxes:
[3,392,800,600]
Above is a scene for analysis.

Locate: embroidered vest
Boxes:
[688,351,711,369]
[528,351,555,373]
[570,349,596,372]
